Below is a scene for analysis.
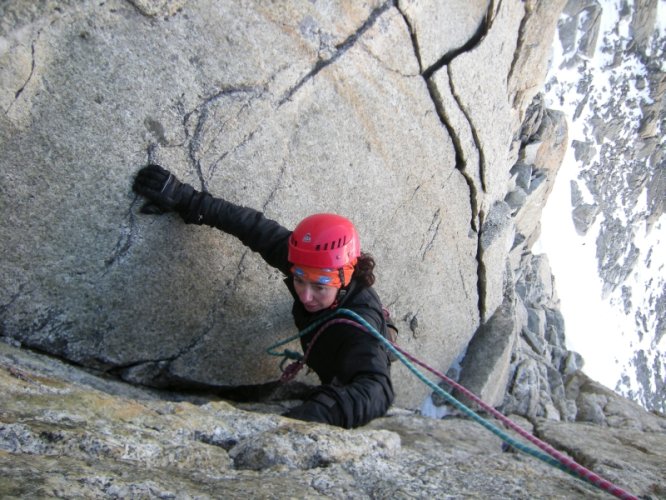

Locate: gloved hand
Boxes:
[132,164,194,214]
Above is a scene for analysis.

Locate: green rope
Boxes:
[266,308,581,479]
[266,309,344,359]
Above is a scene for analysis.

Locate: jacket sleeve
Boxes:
[286,320,394,428]
[176,190,292,275]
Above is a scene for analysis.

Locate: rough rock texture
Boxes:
[1,0,567,409]
[2,341,664,499]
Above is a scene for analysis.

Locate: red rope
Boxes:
[280,315,637,499]
[392,342,638,500]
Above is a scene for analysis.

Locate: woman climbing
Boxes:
[132,164,394,428]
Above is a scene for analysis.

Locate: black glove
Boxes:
[132,164,195,214]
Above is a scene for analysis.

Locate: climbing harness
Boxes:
[266,308,638,500]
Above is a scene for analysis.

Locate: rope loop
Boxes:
[280,360,304,382]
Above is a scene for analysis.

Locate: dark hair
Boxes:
[353,252,376,287]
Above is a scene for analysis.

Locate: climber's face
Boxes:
[293,275,338,312]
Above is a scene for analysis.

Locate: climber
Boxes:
[132,164,394,428]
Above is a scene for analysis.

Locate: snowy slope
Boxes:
[537,0,665,412]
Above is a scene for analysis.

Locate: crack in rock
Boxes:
[14,41,36,100]
[422,0,497,80]
[424,78,481,233]
[476,210,488,320]
[105,197,140,270]
[183,87,262,192]
[5,39,37,116]
[206,129,256,182]
[136,86,278,382]
[507,0,532,89]
[446,66,487,194]
[395,1,500,325]
[146,248,253,385]
[164,157,290,376]
[420,208,441,261]
[278,0,394,106]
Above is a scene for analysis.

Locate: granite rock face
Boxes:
[2,341,664,499]
[1,0,566,408]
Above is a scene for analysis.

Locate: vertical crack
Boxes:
[261,159,289,212]
[164,131,292,374]
[447,67,488,194]
[14,41,36,100]
[476,210,488,321]
[183,87,261,192]
[396,1,501,324]
[5,40,37,116]
[130,87,273,382]
[105,197,140,270]
[155,165,289,377]
[397,3,424,74]
[420,208,441,261]
[106,143,161,271]
[278,0,395,106]
[425,78,481,231]
[396,1,497,226]
[506,0,532,90]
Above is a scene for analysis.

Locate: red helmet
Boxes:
[288,213,360,268]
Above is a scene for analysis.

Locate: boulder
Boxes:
[455,287,519,408]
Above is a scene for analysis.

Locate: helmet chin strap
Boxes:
[334,268,349,306]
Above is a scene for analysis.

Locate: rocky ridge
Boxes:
[1,340,665,499]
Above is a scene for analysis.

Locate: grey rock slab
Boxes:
[0,0,480,411]
[535,418,666,498]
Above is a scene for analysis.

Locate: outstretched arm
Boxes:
[133,164,291,274]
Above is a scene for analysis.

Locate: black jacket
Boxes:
[176,190,394,428]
